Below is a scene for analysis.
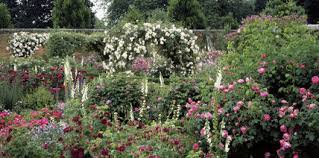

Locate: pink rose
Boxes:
[218,108,224,115]
[228,84,235,91]
[233,106,240,113]
[201,112,213,120]
[293,152,299,158]
[283,133,291,141]
[260,91,269,97]
[289,109,299,119]
[222,130,228,138]
[240,126,248,135]
[236,101,244,107]
[264,152,271,158]
[263,114,271,121]
[283,142,291,150]
[307,103,316,110]
[281,100,288,104]
[299,88,307,95]
[237,79,245,84]
[271,100,276,104]
[200,128,206,137]
[312,76,319,84]
[280,125,287,133]
[193,143,200,151]
[258,67,266,75]
[261,53,267,59]
[245,77,251,82]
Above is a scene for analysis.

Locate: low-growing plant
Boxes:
[21,87,55,110]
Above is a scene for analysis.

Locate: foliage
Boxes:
[0,3,11,28]
[47,32,105,57]
[87,73,143,120]
[0,81,23,110]
[198,0,255,29]
[7,32,49,57]
[0,0,53,28]
[168,0,207,29]
[52,0,95,28]
[46,32,87,57]
[21,87,55,110]
[12,0,53,28]
[263,0,305,17]
[216,15,319,157]
[103,22,200,76]
[304,0,319,24]
[223,15,316,81]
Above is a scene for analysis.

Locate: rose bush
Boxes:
[103,23,200,76]
[7,32,49,57]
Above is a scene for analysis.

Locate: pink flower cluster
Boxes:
[299,87,315,102]
[278,106,299,119]
[233,101,244,113]
[132,57,152,73]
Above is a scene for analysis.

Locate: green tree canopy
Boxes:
[168,0,207,29]
[53,0,95,28]
[0,3,12,28]
[263,0,305,17]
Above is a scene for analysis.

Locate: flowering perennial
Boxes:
[7,32,49,57]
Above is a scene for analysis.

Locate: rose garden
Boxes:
[0,0,319,158]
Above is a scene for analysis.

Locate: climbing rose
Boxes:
[193,143,200,151]
[280,125,287,133]
[260,91,269,97]
[312,76,319,84]
[307,103,316,110]
[222,130,228,138]
[240,126,248,135]
[299,88,307,95]
[263,114,271,121]
[258,67,266,75]
[237,79,245,84]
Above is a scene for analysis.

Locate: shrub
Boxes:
[7,32,49,57]
[103,22,200,76]
[0,81,23,110]
[263,0,305,17]
[87,74,143,120]
[21,87,55,110]
[223,15,318,82]
[46,32,87,57]
[0,3,12,28]
[46,32,105,58]
[215,15,319,157]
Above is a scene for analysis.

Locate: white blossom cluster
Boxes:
[7,32,49,57]
[103,23,200,76]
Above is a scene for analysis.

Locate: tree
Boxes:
[53,0,95,28]
[263,0,305,17]
[0,3,12,28]
[255,0,268,13]
[168,0,207,29]
[106,0,169,27]
[106,0,134,26]
[13,0,53,28]
[304,0,319,23]
[198,0,255,29]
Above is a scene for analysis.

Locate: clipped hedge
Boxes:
[46,32,105,57]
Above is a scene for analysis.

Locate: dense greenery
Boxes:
[0,3,11,28]
[52,0,95,28]
[263,0,305,17]
[168,0,207,29]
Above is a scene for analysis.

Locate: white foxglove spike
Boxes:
[81,84,88,102]
[159,72,164,87]
[214,70,222,89]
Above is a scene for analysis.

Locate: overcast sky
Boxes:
[90,0,108,20]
